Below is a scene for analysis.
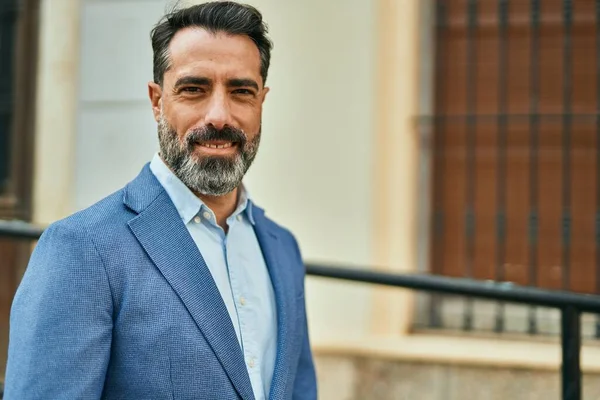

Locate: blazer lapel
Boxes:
[124,165,255,400]
[253,207,297,399]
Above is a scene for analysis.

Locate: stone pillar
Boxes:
[32,0,81,225]
[371,0,422,336]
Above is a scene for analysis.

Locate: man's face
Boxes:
[148,27,269,196]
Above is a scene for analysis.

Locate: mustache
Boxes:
[185,126,247,148]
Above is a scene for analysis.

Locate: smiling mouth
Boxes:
[198,141,235,149]
[194,141,239,153]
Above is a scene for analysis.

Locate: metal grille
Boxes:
[0,0,18,195]
[421,0,600,338]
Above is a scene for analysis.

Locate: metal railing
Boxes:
[2,220,600,400]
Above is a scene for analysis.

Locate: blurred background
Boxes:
[3,0,600,398]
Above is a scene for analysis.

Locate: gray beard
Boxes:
[157,115,260,196]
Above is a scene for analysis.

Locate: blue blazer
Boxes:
[4,165,317,399]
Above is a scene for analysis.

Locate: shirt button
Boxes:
[248,358,255,368]
[240,296,246,306]
[193,216,201,224]
[202,211,211,220]
[236,214,243,222]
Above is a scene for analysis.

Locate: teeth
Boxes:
[200,142,233,149]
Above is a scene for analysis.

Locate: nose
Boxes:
[204,91,233,131]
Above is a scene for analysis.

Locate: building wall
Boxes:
[315,355,600,400]
[31,1,600,396]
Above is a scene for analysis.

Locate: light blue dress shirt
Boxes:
[150,154,277,400]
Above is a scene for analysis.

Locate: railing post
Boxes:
[561,306,581,400]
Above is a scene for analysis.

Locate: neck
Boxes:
[197,188,238,231]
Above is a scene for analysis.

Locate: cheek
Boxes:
[165,103,205,137]
[234,105,262,135]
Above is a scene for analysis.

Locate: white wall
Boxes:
[75,0,165,210]
[75,0,376,341]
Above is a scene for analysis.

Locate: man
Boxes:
[4,2,317,399]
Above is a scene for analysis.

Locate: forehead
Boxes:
[166,27,262,85]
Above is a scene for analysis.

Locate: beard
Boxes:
[157,115,260,196]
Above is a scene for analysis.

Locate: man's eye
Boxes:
[233,89,254,95]
[182,87,203,93]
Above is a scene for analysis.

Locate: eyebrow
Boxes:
[173,76,260,91]
[173,76,211,90]
[228,78,259,91]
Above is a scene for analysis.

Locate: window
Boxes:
[0,0,37,220]
[423,0,600,336]
[0,0,39,380]
[0,0,18,196]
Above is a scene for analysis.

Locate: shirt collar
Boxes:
[149,153,255,225]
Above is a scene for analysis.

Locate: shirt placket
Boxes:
[226,219,264,400]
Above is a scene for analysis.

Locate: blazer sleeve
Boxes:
[290,237,318,400]
[3,221,113,399]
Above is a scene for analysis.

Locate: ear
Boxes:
[148,82,163,122]
[260,86,270,105]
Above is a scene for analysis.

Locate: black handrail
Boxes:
[305,264,600,313]
[305,263,591,400]
[0,220,44,240]
[2,220,598,400]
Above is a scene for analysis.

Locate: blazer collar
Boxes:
[252,207,298,399]
[122,163,163,215]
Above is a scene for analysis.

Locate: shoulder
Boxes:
[38,188,133,252]
[45,162,160,242]
[16,192,131,304]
